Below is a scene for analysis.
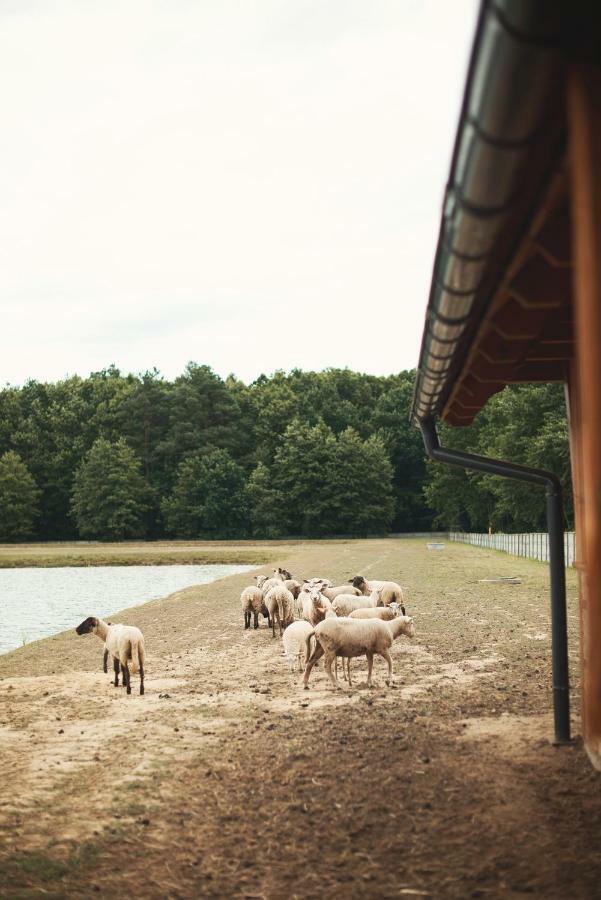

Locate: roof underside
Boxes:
[412,0,575,426]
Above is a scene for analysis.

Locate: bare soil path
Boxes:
[0,538,600,899]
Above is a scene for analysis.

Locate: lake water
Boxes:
[0,564,258,655]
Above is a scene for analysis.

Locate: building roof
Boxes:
[411,0,574,426]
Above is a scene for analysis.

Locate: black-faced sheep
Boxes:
[76,616,145,695]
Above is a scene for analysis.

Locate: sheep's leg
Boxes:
[366,653,374,688]
[382,649,394,686]
[303,642,324,689]
[244,610,251,629]
[121,663,131,694]
[139,663,145,695]
[271,611,276,638]
[324,651,339,690]
[253,611,259,629]
[103,648,109,673]
[113,657,120,687]
[334,656,339,683]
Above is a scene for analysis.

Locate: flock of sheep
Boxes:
[73,566,415,697]
[241,568,415,689]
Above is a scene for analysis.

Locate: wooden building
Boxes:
[411,0,601,767]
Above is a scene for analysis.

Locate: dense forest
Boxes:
[0,365,572,541]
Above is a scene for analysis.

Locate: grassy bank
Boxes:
[0,539,314,568]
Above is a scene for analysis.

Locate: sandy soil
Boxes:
[0,538,600,899]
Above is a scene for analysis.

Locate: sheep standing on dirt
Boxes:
[76,616,146,695]
[301,587,333,626]
[264,585,295,637]
[240,586,265,630]
[303,615,415,690]
[350,576,406,615]
[282,620,315,672]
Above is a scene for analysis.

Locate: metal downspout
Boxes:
[420,417,571,744]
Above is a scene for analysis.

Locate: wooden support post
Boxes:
[568,64,601,769]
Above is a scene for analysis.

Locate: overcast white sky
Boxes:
[0,0,479,387]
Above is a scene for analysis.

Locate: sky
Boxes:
[0,0,479,387]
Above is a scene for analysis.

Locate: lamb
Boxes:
[275,567,292,580]
[264,585,295,637]
[76,616,146,695]
[240,586,264,630]
[303,615,415,690]
[301,586,333,626]
[350,575,406,614]
[331,592,380,617]
[282,620,315,672]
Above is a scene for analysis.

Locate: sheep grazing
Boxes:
[331,592,379,617]
[240,586,264,630]
[264,585,295,637]
[350,575,406,615]
[282,620,315,672]
[76,616,146,695]
[303,615,415,690]
[301,587,333,626]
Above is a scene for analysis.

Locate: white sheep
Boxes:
[331,592,380,617]
[303,615,415,690]
[76,616,146,695]
[301,587,333,626]
[303,577,333,589]
[282,620,315,672]
[264,585,295,637]
[256,575,286,595]
[320,584,361,601]
[350,576,405,614]
[348,606,398,621]
[240,586,265,630]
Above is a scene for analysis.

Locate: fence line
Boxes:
[448,531,576,567]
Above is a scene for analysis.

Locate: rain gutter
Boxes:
[420,416,571,744]
[412,0,564,424]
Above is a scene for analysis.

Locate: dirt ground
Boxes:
[1,538,600,899]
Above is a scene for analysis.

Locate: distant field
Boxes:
[0,538,355,568]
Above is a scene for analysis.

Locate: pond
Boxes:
[0,564,257,655]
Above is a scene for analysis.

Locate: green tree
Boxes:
[161,363,243,471]
[246,462,285,538]
[71,438,149,539]
[162,449,249,539]
[0,451,40,541]
[328,429,395,535]
[269,422,395,536]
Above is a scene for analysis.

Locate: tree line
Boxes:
[0,365,572,541]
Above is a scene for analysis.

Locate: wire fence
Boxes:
[448,531,576,567]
